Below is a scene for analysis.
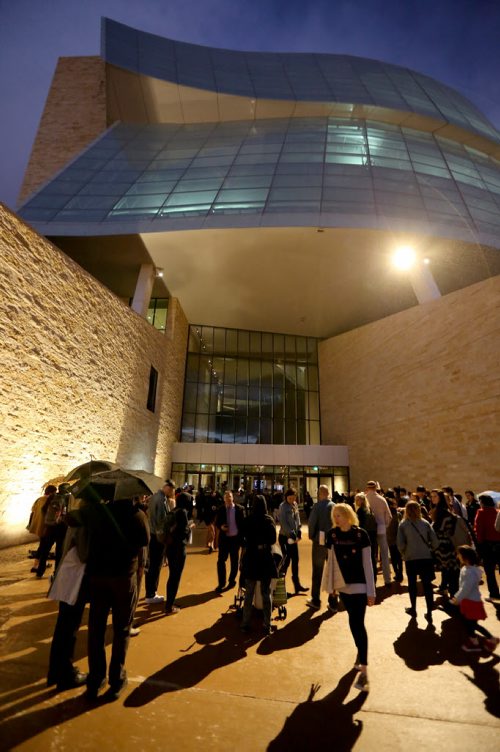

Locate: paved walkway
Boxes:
[0,531,499,751]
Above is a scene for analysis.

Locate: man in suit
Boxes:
[215,490,245,592]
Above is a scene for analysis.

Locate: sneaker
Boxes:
[165,605,180,615]
[354,672,369,692]
[144,594,164,604]
[306,599,321,611]
[129,626,140,637]
[461,639,482,652]
[484,636,500,653]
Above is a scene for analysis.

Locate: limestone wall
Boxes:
[18,57,107,205]
[0,205,188,546]
[319,276,500,493]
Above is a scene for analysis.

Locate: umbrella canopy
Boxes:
[479,491,500,507]
[65,460,119,482]
[71,469,151,503]
[125,469,165,495]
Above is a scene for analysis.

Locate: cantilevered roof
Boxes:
[19,119,500,250]
[102,18,500,144]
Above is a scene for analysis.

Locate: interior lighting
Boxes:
[393,246,416,271]
[155,268,164,278]
[423,258,430,265]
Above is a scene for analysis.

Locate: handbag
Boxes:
[451,516,472,549]
[410,522,437,579]
[47,546,85,606]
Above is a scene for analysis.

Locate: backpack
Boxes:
[451,515,472,548]
[158,510,177,545]
[363,510,377,533]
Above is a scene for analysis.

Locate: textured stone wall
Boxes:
[0,205,188,546]
[18,57,107,205]
[319,276,500,493]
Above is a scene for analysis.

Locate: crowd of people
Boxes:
[28,478,500,700]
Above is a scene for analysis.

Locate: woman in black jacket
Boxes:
[240,495,278,635]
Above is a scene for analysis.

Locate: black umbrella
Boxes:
[71,469,151,503]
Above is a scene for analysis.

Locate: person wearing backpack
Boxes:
[386,493,404,583]
[163,495,194,615]
[354,493,378,582]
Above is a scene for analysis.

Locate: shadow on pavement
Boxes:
[124,611,261,707]
[0,693,92,749]
[267,670,367,751]
[394,614,500,718]
[257,608,332,655]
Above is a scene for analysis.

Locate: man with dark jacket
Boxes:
[215,491,245,592]
[307,485,334,610]
[75,497,149,701]
[164,495,194,614]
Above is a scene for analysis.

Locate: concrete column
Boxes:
[409,264,441,304]
[131,264,155,317]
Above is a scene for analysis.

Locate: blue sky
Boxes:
[1,0,499,209]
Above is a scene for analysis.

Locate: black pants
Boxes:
[165,545,186,607]
[463,617,492,639]
[479,542,500,598]
[389,544,403,581]
[405,559,434,612]
[47,576,88,684]
[278,534,300,587]
[145,534,165,598]
[87,574,137,692]
[217,536,240,587]
[339,592,368,665]
[36,525,66,576]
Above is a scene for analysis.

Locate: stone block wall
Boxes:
[18,57,107,205]
[0,205,188,546]
[319,276,500,493]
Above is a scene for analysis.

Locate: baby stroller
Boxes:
[234,545,288,621]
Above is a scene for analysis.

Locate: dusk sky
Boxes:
[1,0,499,210]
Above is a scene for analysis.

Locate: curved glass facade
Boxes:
[102,18,500,143]
[20,118,500,244]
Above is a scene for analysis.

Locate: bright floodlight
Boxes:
[393,246,416,270]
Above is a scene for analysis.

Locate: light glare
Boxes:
[393,246,416,271]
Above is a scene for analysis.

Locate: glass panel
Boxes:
[180,324,320,445]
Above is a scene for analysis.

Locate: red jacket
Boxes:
[474,507,500,543]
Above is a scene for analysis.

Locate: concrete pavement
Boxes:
[0,530,499,751]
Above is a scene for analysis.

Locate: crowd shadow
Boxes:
[267,671,367,751]
[394,614,500,718]
[0,692,92,749]
[257,609,332,655]
[124,611,260,708]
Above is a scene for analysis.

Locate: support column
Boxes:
[131,264,155,317]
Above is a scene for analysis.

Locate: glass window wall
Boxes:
[181,325,320,445]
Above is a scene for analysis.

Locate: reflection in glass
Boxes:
[181,325,320,444]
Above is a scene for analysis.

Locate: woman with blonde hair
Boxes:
[323,503,375,692]
[397,501,438,622]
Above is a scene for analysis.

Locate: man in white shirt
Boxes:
[365,481,392,587]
